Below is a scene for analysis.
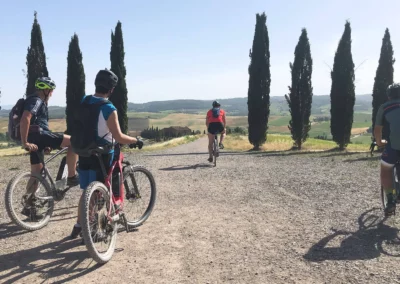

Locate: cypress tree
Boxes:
[330,21,355,150]
[65,33,85,135]
[110,21,128,134]
[247,12,271,150]
[285,29,313,150]
[25,11,49,96]
[372,28,394,139]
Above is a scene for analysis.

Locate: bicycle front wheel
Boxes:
[123,165,156,228]
[81,181,117,264]
[5,172,54,231]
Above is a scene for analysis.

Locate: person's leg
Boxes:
[381,145,396,215]
[60,135,78,178]
[219,124,226,148]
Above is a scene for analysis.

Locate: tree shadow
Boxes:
[146,151,259,157]
[0,237,101,283]
[303,208,400,262]
[159,164,213,171]
[343,156,380,163]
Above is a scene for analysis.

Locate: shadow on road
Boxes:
[146,151,259,157]
[159,164,213,171]
[343,156,380,163]
[304,208,400,262]
[0,222,30,240]
[0,237,101,284]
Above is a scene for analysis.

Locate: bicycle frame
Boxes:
[94,145,126,221]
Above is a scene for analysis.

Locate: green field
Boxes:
[0,110,374,144]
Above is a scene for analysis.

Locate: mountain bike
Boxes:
[5,147,78,231]
[80,143,156,264]
[371,141,400,215]
[212,133,220,167]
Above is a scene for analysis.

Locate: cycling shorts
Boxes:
[27,131,64,165]
[78,152,114,190]
[381,142,400,166]
[208,122,225,135]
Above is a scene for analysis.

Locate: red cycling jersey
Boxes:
[207,108,225,123]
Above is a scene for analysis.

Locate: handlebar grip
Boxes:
[129,143,136,149]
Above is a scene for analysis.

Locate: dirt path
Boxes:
[0,137,399,283]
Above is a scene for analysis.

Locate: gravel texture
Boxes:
[0,137,399,284]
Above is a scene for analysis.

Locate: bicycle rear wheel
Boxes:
[123,165,156,228]
[5,172,54,231]
[213,136,218,167]
[81,181,117,264]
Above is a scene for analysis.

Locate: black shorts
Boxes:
[28,131,64,164]
[208,122,225,135]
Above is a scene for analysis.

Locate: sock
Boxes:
[68,175,76,179]
[74,223,81,228]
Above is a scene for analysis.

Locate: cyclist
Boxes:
[70,69,143,239]
[374,83,400,216]
[21,77,79,216]
[206,100,226,162]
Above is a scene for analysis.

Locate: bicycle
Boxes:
[212,132,220,167]
[5,147,78,231]
[80,143,156,264]
[370,141,400,215]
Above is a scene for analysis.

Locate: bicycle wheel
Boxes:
[5,172,54,231]
[81,181,117,264]
[123,165,156,228]
[213,137,218,167]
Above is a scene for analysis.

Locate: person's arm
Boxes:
[205,115,209,127]
[20,110,38,151]
[222,111,226,127]
[106,111,138,145]
[374,105,386,147]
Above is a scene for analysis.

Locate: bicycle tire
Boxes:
[123,165,157,228]
[81,181,117,264]
[5,172,54,231]
[213,137,218,167]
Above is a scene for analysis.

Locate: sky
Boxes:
[0,0,400,107]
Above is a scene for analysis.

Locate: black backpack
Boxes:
[8,96,43,143]
[70,95,111,157]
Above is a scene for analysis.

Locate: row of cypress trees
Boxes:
[25,12,129,134]
[248,13,394,150]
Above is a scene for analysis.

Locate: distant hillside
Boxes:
[0,94,372,118]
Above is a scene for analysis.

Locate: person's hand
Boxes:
[377,139,387,148]
[23,142,38,152]
[136,138,144,149]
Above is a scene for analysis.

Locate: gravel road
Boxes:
[0,137,399,284]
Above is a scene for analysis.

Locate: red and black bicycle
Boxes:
[80,143,156,264]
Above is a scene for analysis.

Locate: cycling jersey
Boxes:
[376,99,400,150]
[207,108,225,124]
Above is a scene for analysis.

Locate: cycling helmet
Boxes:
[212,100,221,107]
[387,83,400,99]
[35,77,56,90]
[95,69,118,90]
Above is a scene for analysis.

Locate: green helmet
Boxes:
[387,83,400,99]
[35,77,56,90]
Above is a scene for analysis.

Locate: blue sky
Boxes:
[1,0,400,106]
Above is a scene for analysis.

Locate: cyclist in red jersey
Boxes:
[206,100,226,162]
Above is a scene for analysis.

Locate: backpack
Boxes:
[212,107,220,118]
[7,96,43,144]
[70,95,111,157]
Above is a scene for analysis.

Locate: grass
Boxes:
[224,134,370,152]
[0,147,26,157]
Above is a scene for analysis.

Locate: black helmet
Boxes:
[387,83,400,99]
[95,69,118,90]
[212,100,220,107]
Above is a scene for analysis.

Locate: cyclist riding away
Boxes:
[70,69,143,239]
[206,100,226,163]
[374,83,400,216]
[21,77,79,216]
